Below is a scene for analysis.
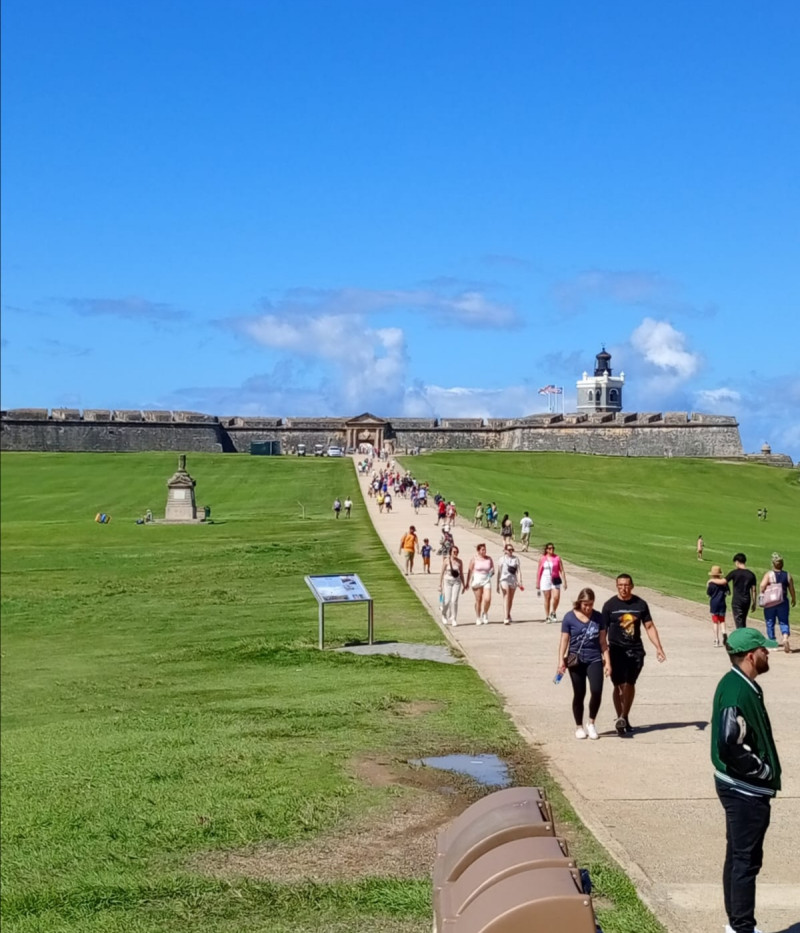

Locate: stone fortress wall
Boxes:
[1,407,794,465]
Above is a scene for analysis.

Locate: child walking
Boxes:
[707,566,730,647]
[421,539,432,574]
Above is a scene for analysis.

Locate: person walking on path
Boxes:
[399,526,419,575]
[536,543,567,623]
[519,511,533,552]
[500,514,514,545]
[726,553,757,630]
[697,534,705,560]
[445,501,457,526]
[497,543,523,624]
[556,588,611,740]
[601,574,666,736]
[473,502,483,527]
[439,545,467,626]
[711,628,781,933]
[466,542,495,625]
[436,498,447,525]
[708,565,731,647]
[333,497,342,519]
[760,552,796,653]
[421,538,432,574]
[343,496,352,518]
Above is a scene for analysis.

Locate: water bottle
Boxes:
[553,672,564,685]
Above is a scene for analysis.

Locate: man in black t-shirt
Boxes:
[725,552,757,629]
[601,574,667,736]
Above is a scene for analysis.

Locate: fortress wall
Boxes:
[0,409,749,460]
[391,428,499,451]
[0,417,224,452]
[508,423,744,457]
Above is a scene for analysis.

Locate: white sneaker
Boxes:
[725,926,763,933]
[451,620,458,627]
[476,617,482,626]
[575,727,587,740]
[481,613,489,625]
[586,723,599,740]
[441,615,448,625]
[503,618,511,625]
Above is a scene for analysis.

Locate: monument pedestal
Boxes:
[162,455,205,523]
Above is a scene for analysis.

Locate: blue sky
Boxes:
[2,1,798,458]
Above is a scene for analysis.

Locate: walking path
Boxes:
[352,457,800,933]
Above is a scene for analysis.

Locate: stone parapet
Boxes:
[0,407,765,461]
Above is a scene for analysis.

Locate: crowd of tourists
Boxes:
[353,456,792,933]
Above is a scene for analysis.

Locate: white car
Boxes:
[326,446,344,457]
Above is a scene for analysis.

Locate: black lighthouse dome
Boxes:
[594,347,612,376]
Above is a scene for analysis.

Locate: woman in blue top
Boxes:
[556,588,611,740]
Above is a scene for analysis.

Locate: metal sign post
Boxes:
[304,573,373,649]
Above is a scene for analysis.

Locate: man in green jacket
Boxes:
[711,628,781,933]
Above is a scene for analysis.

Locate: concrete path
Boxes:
[351,457,800,933]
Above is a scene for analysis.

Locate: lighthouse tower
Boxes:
[576,348,625,414]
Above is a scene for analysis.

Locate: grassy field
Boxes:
[1,452,664,933]
[402,452,799,605]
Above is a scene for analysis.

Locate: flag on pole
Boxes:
[538,385,563,395]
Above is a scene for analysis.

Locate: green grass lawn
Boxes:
[1,452,664,933]
[404,452,799,605]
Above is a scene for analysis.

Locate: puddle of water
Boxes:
[409,753,511,787]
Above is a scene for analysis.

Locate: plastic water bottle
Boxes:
[553,672,564,685]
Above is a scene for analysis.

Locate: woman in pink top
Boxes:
[536,542,567,623]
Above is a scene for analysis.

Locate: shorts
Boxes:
[609,646,645,686]
[471,574,492,590]
[539,581,561,592]
[711,614,726,623]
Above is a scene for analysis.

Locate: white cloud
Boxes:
[695,387,742,408]
[630,318,702,380]
[402,383,547,419]
[239,284,521,330]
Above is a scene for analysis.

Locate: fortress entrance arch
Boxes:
[344,412,388,453]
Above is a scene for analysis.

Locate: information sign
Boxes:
[304,573,373,648]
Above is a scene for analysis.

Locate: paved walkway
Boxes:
[352,458,800,933]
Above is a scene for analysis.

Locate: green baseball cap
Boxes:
[726,629,778,653]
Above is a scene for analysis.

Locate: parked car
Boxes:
[327,446,344,457]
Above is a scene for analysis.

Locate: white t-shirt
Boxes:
[520,516,533,535]
[344,499,352,509]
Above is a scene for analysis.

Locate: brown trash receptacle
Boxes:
[439,866,596,933]
[437,788,547,858]
[435,836,574,924]
[434,792,553,889]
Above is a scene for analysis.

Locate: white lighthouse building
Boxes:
[576,348,625,414]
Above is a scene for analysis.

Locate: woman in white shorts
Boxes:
[466,543,495,625]
[536,542,567,623]
[497,543,523,624]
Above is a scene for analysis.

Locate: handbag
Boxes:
[564,620,591,669]
[758,573,784,609]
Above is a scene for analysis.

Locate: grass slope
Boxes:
[405,452,799,604]
[1,452,663,933]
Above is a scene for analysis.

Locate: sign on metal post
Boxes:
[304,573,373,649]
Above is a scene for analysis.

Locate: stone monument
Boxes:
[164,454,199,522]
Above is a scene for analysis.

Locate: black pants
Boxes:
[716,780,772,933]
[568,660,604,725]
[731,600,750,629]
